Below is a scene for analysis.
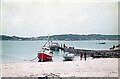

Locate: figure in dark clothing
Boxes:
[113,45,115,49]
[63,44,66,48]
[84,52,87,61]
[61,44,62,48]
[110,45,116,50]
[80,52,83,60]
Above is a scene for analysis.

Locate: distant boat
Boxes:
[37,34,53,62]
[99,42,106,44]
[63,53,75,61]
[97,40,106,44]
[50,42,60,51]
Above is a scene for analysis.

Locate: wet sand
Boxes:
[0,58,118,77]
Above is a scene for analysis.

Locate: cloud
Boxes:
[2,1,118,36]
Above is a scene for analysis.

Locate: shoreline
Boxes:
[1,58,118,77]
[1,39,120,41]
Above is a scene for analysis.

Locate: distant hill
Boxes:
[49,34,120,40]
[0,35,31,41]
[0,34,120,41]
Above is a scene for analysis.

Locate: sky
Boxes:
[1,0,119,37]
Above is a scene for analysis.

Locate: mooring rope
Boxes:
[30,56,37,61]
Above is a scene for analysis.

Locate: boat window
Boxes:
[46,48,49,51]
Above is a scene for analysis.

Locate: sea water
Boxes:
[0,40,119,63]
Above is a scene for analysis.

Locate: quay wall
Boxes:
[62,48,120,58]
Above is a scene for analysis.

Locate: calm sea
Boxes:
[0,40,119,63]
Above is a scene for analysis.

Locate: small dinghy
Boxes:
[63,52,75,61]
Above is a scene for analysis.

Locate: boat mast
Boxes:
[43,34,50,47]
[41,34,50,62]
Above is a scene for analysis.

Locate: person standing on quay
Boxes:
[84,52,87,61]
[80,52,83,60]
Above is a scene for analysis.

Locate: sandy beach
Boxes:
[0,58,118,77]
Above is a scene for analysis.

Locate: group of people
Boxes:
[61,44,67,48]
[61,43,87,61]
[80,52,87,61]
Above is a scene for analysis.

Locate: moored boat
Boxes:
[99,42,106,44]
[37,34,53,62]
[38,46,53,62]
[63,53,75,61]
[98,40,106,44]
[50,42,60,51]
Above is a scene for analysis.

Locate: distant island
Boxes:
[0,34,120,41]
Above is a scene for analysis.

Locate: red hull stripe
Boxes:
[38,53,52,60]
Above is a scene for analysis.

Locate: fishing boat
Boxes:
[50,42,60,51]
[37,34,53,62]
[63,52,75,61]
[38,46,53,62]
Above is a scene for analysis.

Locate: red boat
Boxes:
[38,46,53,62]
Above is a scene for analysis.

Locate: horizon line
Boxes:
[1,33,120,37]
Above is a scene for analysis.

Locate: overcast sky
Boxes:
[1,0,119,37]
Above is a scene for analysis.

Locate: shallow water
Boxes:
[1,40,119,63]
